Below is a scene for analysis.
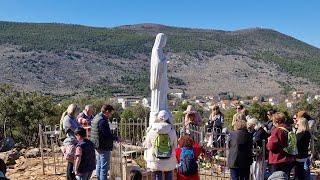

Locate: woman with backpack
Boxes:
[175,135,201,180]
[266,112,295,178]
[295,117,311,180]
[144,110,177,180]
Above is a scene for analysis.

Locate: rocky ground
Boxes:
[168,53,319,97]
[2,147,320,180]
[7,156,66,180]
[0,147,68,180]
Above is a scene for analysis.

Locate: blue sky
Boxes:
[0,0,319,48]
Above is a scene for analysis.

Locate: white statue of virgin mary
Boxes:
[149,33,169,125]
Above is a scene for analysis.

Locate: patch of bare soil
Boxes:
[7,157,66,180]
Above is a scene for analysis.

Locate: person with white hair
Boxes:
[247,117,257,134]
[60,104,81,180]
[63,104,81,137]
[77,105,94,126]
[250,120,269,180]
[144,110,177,180]
[77,105,94,139]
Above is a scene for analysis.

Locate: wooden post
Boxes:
[39,124,45,175]
[50,134,56,174]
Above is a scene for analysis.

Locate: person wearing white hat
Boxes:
[144,110,177,180]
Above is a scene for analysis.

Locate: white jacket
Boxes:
[144,122,177,171]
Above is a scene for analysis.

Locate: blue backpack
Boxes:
[179,147,198,176]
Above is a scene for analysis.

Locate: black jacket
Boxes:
[228,129,253,168]
[296,131,311,159]
[76,139,96,173]
[253,127,268,147]
[90,112,117,151]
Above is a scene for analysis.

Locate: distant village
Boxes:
[111,90,320,111]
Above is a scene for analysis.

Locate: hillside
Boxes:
[0,21,320,98]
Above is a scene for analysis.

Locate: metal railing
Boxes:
[37,118,267,180]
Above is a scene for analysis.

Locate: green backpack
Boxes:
[278,127,297,155]
[153,133,172,159]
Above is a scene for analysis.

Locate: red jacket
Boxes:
[175,143,201,180]
[266,124,295,164]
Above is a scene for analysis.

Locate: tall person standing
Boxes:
[228,120,253,180]
[91,104,119,180]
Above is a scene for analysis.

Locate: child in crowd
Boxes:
[176,134,201,180]
[74,127,96,180]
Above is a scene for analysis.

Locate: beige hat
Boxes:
[183,105,197,114]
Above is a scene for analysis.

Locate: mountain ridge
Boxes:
[0,21,319,98]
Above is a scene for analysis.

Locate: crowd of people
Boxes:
[232,108,316,180]
[57,102,317,180]
[60,104,119,180]
[182,104,316,180]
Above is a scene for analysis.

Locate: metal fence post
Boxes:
[262,140,266,180]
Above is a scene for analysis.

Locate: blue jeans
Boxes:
[96,150,111,180]
[152,171,173,180]
[295,159,311,180]
[76,171,93,180]
[67,162,76,180]
[304,158,311,180]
